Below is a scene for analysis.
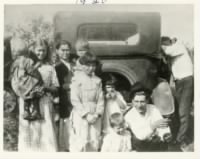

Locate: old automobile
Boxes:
[54,5,171,98]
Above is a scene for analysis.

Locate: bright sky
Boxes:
[4,4,194,44]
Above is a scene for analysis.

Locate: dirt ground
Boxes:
[4,113,18,151]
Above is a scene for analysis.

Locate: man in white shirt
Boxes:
[125,83,172,151]
[161,37,194,151]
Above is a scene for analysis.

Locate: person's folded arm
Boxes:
[164,44,184,57]
[70,81,89,118]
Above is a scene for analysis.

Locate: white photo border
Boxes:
[0,0,199,159]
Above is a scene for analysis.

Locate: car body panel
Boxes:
[54,6,161,57]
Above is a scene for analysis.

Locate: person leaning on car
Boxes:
[161,36,194,151]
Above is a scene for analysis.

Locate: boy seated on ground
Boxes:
[10,37,44,121]
[101,110,132,152]
[125,82,172,152]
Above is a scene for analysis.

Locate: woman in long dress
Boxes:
[69,52,104,152]
[18,38,59,152]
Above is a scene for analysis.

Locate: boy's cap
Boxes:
[75,39,89,50]
[79,52,97,66]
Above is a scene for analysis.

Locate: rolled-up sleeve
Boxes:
[165,43,184,57]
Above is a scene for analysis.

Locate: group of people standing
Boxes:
[6,34,193,152]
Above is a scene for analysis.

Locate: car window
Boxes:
[78,23,140,46]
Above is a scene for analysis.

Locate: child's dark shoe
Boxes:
[30,111,43,121]
[23,111,31,120]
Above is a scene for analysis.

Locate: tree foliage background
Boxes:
[5,15,54,49]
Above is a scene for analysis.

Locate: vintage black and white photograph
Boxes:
[3,1,196,155]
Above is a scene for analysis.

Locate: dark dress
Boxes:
[55,61,73,118]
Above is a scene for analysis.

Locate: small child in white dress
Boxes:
[101,111,132,152]
[102,74,127,134]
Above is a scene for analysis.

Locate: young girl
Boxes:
[18,38,59,152]
[73,39,90,75]
[102,74,127,134]
[74,38,102,77]
[69,52,104,152]
[75,38,90,58]
[101,110,132,152]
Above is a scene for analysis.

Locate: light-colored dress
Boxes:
[69,71,104,152]
[18,64,59,152]
[101,128,132,152]
[103,92,127,134]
